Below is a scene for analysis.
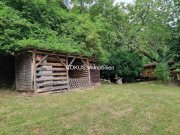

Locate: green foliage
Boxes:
[125,0,173,62]
[0,0,107,60]
[0,0,179,78]
[168,20,180,71]
[101,51,143,82]
[111,52,143,77]
[0,3,31,54]
[154,62,171,83]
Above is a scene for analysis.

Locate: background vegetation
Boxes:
[0,0,179,81]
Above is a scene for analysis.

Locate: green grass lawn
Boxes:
[0,83,180,135]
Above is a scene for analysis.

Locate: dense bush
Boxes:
[154,62,170,83]
[101,51,143,82]
[112,51,143,77]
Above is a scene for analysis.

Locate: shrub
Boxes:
[154,62,170,83]
[101,51,143,82]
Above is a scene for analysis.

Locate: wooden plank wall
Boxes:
[142,67,156,78]
[15,53,32,91]
[90,70,100,85]
[90,62,101,86]
[34,52,68,93]
[69,59,90,89]
[68,59,89,78]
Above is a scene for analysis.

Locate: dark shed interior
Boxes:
[0,55,15,88]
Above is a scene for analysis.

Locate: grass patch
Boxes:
[0,83,180,135]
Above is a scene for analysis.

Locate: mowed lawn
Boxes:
[0,83,180,135]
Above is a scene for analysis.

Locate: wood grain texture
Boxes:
[15,53,32,90]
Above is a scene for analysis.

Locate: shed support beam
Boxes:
[81,58,88,69]
[56,55,66,68]
[68,57,76,67]
[32,50,37,92]
[36,55,48,67]
[86,59,91,87]
[66,57,70,90]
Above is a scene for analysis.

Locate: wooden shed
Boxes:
[15,49,101,93]
[142,63,157,79]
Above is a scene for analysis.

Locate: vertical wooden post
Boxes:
[15,55,18,90]
[31,54,33,90]
[66,56,70,90]
[32,50,37,92]
[87,59,91,87]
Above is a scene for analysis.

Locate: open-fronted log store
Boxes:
[15,49,101,93]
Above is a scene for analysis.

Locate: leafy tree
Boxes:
[125,0,172,62]
[168,9,180,71]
